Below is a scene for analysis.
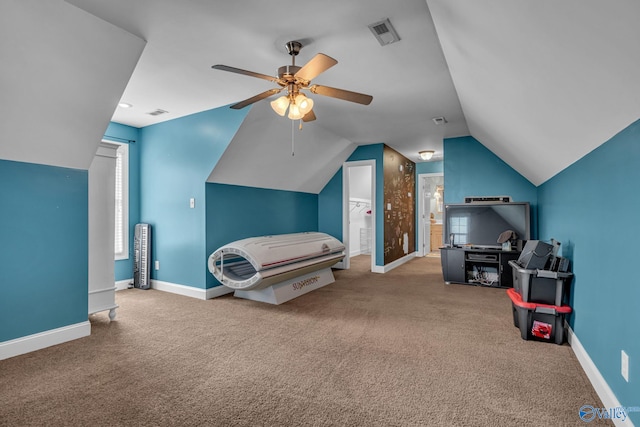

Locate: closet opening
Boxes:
[341,160,376,272]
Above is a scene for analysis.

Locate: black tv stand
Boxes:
[440,246,520,288]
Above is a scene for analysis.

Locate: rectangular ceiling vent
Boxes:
[147,109,169,116]
[368,18,401,46]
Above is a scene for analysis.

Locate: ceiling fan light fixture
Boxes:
[213,40,371,126]
[419,150,435,160]
[270,95,290,116]
[288,103,304,120]
[294,93,314,115]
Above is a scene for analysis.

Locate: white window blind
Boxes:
[114,143,129,260]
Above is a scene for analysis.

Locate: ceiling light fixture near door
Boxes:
[118,102,133,109]
[419,150,435,161]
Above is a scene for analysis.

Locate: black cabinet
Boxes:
[440,247,465,284]
[440,247,520,288]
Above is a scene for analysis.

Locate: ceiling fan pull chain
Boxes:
[299,119,303,131]
[291,119,295,156]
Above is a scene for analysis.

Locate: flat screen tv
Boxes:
[444,202,531,249]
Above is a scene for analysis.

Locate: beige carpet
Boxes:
[0,256,610,426]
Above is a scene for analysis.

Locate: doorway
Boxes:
[418,173,444,256]
[341,160,376,272]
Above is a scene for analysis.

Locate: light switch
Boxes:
[189,198,195,208]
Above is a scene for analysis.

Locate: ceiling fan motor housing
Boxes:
[278,65,302,82]
[285,41,302,56]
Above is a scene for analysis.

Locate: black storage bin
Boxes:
[507,288,572,345]
[516,240,553,269]
[508,260,572,306]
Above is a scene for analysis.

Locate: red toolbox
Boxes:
[507,288,572,345]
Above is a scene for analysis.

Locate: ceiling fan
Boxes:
[212,41,373,123]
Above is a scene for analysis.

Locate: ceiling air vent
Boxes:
[368,18,400,46]
[147,109,169,116]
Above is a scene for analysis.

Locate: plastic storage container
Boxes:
[508,260,572,306]
[507,288,572,345]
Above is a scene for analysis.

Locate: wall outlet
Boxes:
[155,260,160,271]
[621,350,629,382]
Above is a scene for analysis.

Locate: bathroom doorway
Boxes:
[418,173,444,256]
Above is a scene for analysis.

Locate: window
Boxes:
[114,142,129,260]
[450,216,469,245]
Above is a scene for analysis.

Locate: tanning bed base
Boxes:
[208,232,345,305]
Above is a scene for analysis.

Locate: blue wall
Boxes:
[318,144,385,266]
[139,107,248,288]
[538,119,640,421]
[416,160,443,175]
[104,122,141,282]
[444,136,538,237]
[0,160,88,341]
[205,183,319,288]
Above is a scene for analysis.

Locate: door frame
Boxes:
[339,160,376,271]
[418,172,444,256]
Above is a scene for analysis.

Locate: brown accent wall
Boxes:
[383,145,416,264]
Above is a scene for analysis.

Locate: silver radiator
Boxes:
[133,223,151,289]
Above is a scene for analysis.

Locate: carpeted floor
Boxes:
[0,256,610,426]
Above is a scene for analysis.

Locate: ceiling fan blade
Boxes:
[309,85,373,105]
[230,88,282,109]
[212,64,277,83]
[294,54,338,82]
[302,109,316,122]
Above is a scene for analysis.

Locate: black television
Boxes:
[444,202,531,249]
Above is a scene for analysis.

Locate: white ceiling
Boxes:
[207,101,357,194]
[427,0,640,185]
[0,1,144,170]
[64,0,466,167]
[63,0,640,186]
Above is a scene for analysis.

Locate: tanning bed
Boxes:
[208,232,345,304]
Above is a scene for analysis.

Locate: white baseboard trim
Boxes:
[115,279,132,291]
[566,324,631,427]
[151,280,209,300]
[372,251,418,273]
[148,280,233,300]
[0,321,91,361]
[206,285,234,299]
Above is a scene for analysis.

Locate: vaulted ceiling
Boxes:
[5,1,639,188]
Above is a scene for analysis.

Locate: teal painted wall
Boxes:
[205,183,319,288]
[0,160,88,341]
[318,144,385,266]
[444,136,538,238]
[538,119,640,422]
[416,160,443,175]
[104,122,140,282]
[139,106,248,289]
